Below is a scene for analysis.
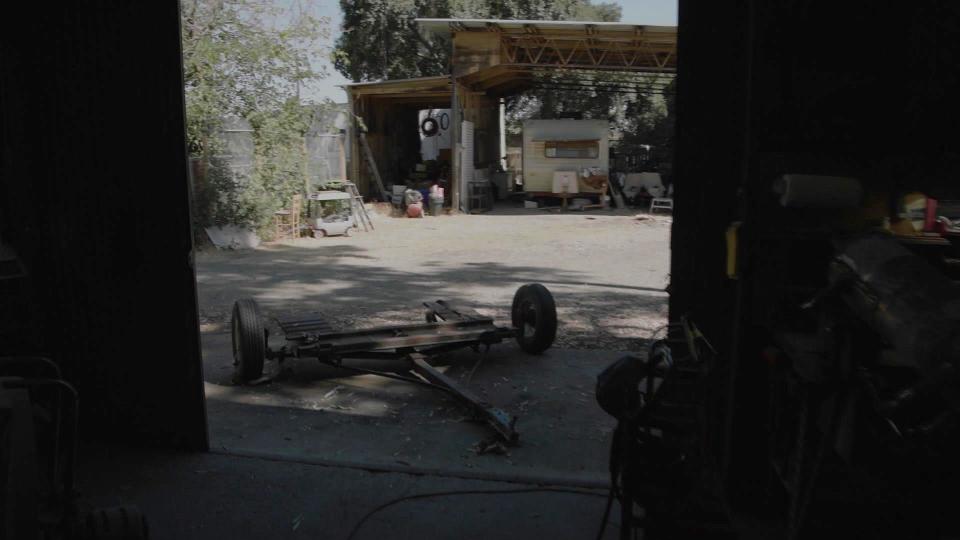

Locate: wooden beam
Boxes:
[470,72,532,92]
[368,96,452,106]
[365,91,452,100]
[350,84,451,96]
[499,62,675,74]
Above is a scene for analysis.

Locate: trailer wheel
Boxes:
[232,298,266,382]
[511,283,557,354]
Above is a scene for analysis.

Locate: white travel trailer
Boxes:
[521,119,609,196]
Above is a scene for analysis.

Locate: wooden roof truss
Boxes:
[499,32,675,72]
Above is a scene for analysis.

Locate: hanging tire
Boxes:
[232,298,266,382]
[511,283,557,354]
[420,116,439,137]
[80,506,149,540]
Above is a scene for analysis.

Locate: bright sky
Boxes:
[304,0,678,104]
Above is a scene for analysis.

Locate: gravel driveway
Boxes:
[196,204,671,351]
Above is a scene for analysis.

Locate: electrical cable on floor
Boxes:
[596,424,623,540]
[345,487,609,540]
[595,486,617,540]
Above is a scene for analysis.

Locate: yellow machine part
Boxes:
[726,221,742,279]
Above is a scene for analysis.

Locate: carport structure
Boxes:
[345,75,452,195]
[345,18,677,210]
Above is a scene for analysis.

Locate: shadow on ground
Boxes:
[203,328,622,484]
[197,243,668,351]
[197,234,665,485]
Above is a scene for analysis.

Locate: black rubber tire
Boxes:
[511,283,557,354]
[420,116,439,137]
[344,227,352,237]
[81,506,149,540]
[319,229,328,237]
[232,298,266,382]
[425,310,438,323]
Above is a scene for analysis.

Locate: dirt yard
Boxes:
[198,204,672,482]
[196,204,671,351]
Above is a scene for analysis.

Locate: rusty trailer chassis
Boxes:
[231,285,558,444]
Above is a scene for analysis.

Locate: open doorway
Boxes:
[185,6,676,486]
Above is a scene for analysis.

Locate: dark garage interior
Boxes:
[2,1,960,539]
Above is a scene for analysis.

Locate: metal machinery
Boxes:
[595,319,732,540]
[712,175,960,539]
[760,233,960,539]
[595,213,960,537]
[0,357,149,539]
[230,284,558,443]
[0,245,148,539]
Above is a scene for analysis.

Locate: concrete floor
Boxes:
[77,444,621,540]
[205,331,622,486]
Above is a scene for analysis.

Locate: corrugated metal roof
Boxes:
[416,18,675,35]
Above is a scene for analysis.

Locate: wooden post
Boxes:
[451,80,461,211]
[358,132,389,201]
[347,93,363,193]
[302,136,310,194]
[337,132,347,181]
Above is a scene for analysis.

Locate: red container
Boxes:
[406,202,424,218]
[925,197,938,231]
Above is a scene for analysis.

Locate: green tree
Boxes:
[181,0,329,236]
[333,0,620,82]
[628,77,674,152]
[333,0,451,82]
[333,0,675,176]
[334,0,637,139]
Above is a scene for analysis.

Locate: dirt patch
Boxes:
[196,204,671,352]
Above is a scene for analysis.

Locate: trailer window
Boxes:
[544,140,599,159]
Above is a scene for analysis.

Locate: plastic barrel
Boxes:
[430,196,443,216]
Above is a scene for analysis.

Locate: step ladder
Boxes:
[344,181,374,232]
[650,197,674,213]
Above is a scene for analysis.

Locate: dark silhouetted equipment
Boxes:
[596,320,734,540]
[0,356,149,539]
[762,233,960,539]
